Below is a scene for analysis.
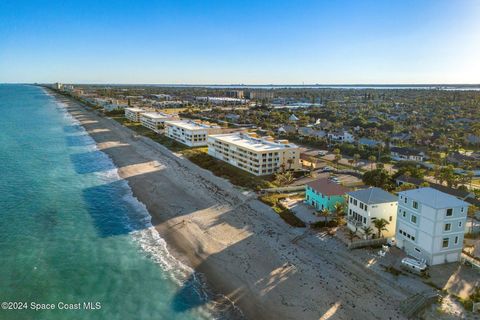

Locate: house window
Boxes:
[404,197,407,203]
[461,207,464,213]
[442,238,449,248]
[411,215,417,224]
[363,217,366,224]
[414,247,421,253]
[444,223,451,231]
[446,208,453,216]
[360,203,364,209]
[413,201,418,209]
[354,199,357,206]
[402,211,406,218]
[412,236,415,241]
[350,197,352,203]
[399,229,402,234]
[454,236,459,245]
[365,205,368,211]
[389,216,392,222]
[459,221,462,228]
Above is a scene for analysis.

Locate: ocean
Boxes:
[0,85,216,319]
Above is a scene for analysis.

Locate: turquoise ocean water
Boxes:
[0,85,216,320]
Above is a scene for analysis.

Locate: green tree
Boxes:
[333,202,345,225]
[368,155,376,170]
[361,226,373,239]
[362,169,395,191]
[318,208,330,224]
[373,218,390,238]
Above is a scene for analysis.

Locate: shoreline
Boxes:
[48,88,411,320]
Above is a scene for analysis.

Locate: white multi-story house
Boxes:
[347,187,398,238]
[140,112,175,132]
[328,130,354,143]
[124,107,145,122]
[164,120,222,147]
[395,187,469,265]
[207,132,301,176]
[390,147,425,162]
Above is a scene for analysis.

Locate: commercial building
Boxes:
[164,120,222,147]
[124,107,145,122]
[395,188,469,265]
[207,132,301,176]
[245,90,275,100]
[140,112,174,132]
[347,188,398,238]
[305,178,349,211]
[225,90,244,99]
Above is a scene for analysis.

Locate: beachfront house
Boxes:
[140,112,175,132]
[305,178,349,212]
[390,147,425,162]
[125,107,145,122]
[347,188,398,238]
[207,132,301,176]
[327,130,354,143]
[164,120,222,147]
[395,187,469,265]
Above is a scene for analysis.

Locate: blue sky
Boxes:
[0,0,479,84]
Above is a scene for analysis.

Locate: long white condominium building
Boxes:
[396,187,469,265]
[124,107,145,122]
[207,132,301,176]
[164,120,222,147]
[140,112,174,132]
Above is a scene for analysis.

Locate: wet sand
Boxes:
[51,90,410,320]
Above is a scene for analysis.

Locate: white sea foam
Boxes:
[50,92,242,319]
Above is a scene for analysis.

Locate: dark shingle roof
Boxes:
[306,178,350,196]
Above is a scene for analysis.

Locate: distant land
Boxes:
[27,83,480,90]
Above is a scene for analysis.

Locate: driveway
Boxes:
[281,198,321,224]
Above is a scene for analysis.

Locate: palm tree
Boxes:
[287,158,294,171]
[348,229,356,244]
[333,202,345,225]
[318,208,330,224]
[333,148,341,171]
[353,153,361,172]
[373,218,389,238]
[368,155,376,170]
[361,226,373,239]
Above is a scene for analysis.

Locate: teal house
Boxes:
[305,178,349,211]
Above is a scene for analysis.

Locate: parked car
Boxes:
[401,257,428,276]
[322,166,333,172]
[318,150,328,156]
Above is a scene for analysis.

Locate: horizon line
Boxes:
[3,82,480,87]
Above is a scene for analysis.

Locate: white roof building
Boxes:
[207,132,301,175]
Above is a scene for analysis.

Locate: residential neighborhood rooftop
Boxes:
[347,187,397,204]
[399,187,470,209]
[307,178,350,196]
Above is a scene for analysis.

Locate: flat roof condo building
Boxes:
[207,132,301,176]
[395,187,469,265]
[140,112,174,132]
[124,107,145,122]
[346,187,398,238]
[164,120,222,147]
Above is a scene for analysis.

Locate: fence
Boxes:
[348,237,387,249]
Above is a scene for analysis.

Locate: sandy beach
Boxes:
[52,90,412,320]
